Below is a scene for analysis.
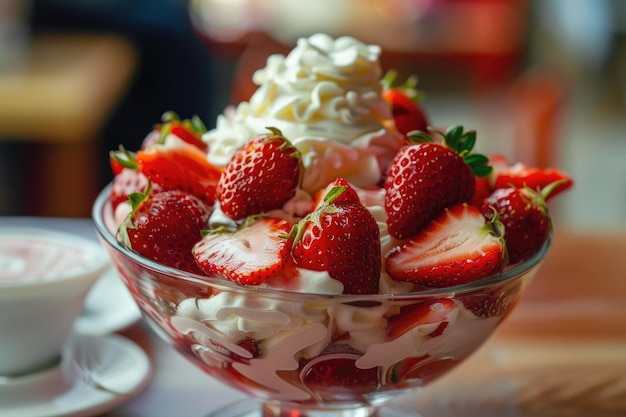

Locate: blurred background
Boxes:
[0,0,624,231]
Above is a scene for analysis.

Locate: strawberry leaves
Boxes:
[408,125,492,178]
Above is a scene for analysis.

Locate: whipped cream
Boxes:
[171,292,499,401]
[203,33,404,194]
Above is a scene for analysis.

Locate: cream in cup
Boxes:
[0,227,108,377]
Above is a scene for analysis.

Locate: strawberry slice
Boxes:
[217,127,303,220]
[291,178,381,295]
[135,135,222,206]
[118,186,213,274]
[385,204,505,287]
[193,217,293,285]
[387,298,457,339]
[381,70,430,137]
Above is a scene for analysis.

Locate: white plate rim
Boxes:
[0,332,153,417]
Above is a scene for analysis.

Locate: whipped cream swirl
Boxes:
[203,33,404,194]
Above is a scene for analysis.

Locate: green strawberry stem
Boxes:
[110,145,138,170]
[540,179,569,201]
[118,181,153,250]
[323,185,348,205]
[381,69,425,102]
[128,180,153,213]
[284,185,344,245]
[158,111,208,144]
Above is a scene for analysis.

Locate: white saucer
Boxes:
[0,333,152,417]
[75,267,142,335]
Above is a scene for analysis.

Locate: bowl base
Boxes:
[207,400,423,417]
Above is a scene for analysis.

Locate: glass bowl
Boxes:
[93,184,550,417]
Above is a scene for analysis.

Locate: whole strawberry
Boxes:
[118,185,212,274]
[384,125,491,239]
[217,127,302,220]
[482,183,555,264]
[381,70,430,136]
[291,178,381,295]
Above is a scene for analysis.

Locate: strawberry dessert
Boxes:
[99,33,573,406]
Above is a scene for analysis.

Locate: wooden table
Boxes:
[0,34,136,217]
[2,217,625,416]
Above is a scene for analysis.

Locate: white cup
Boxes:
[0,227,108,376]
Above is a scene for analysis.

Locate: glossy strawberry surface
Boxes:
[119,189,212,274]
[482,186,552,264]
[291,180,381,295]
[217,128,302,220]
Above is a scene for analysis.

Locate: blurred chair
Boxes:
[0,34,137,217]
[508,67,571,168]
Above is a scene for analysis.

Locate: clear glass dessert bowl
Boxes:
[93,184,550,417]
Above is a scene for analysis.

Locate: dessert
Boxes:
[102,33,573,405]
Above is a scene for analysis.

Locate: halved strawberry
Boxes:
[118,186,213,274]
[217,127,303,220]
[387,298,457,339]
[193,217,293,285]
[384,125,492,239]
[482,183,555,264]
[290,179,381,295]
[385,204,505,287]
[381,70,430,137]
[135,135,222,206]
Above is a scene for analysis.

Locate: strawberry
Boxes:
[290,179,381,295]
[469,154,509,207]
[457,282,521,319]
[385,204,505,287]
[142,111,208,151]
[109,167,165,210]
[493,162,573,200]
[118,185,212,274]
[387,298,457,339]
[301,354,380,398]
[482,183,556,264]
[217,127,303,220]
[133,135,222,206]
[388,355,458,386]
[470,155,573,208]
[384,125,492,239]
[381,70,429,137]
[193,217,293,285]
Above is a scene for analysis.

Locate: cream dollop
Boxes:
[203,33,404,194]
